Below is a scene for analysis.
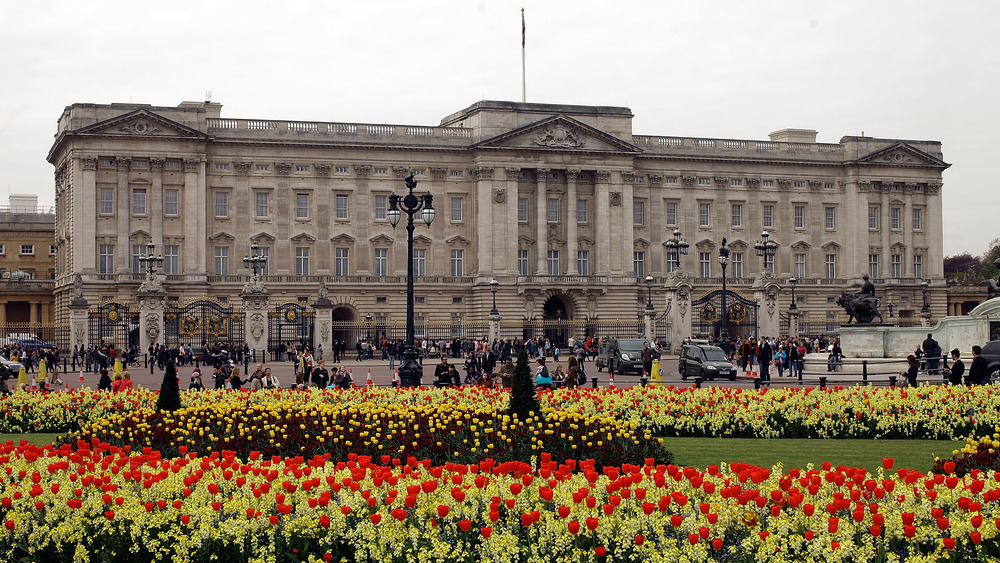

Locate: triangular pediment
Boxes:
[369,234,395,245]
[291,232,317,244]
[446,235,471,246]
[208,231,235,243]
[412,235,433,246]
[77,109,207,139]
[129,229,151,240]
[474,115,640,154]
[330,233,355,245]
[854,143,949,170]
[251,232,276,244]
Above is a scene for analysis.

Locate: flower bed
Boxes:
[932,428,1000,477]
[1,441,1000,562]
[5,385,1000,441]
[59,401,668,469]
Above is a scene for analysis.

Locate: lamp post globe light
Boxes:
[664,229,689,272]
[644,275,654,313]
[243,242,267,282]
[717,238,730,343]
[490,277,499,317]
[365,313,372,342]
[754,230,778,272]
[788,277,798,312]
[138,241,164,281]
[386,173,435,387]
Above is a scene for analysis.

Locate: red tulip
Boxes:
[3,521,12,530]
[459,519,471,532]
[586,517,599,531]
[180,515,190,525]
[882,457,894,470]
[634,535,645,546]
[688,533,699,545]
[804,531,814,541]
[437,505,448,518]
[712,538,723,550]
[369,514,381,525]
[104,510,115,520]
[971,531,982,545]
[942,538,956,550]
[481,526,492,538]
[568,520,580,534]
[319,515,330,528]
[595,546,606,557]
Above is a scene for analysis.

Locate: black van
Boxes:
[595,337,647,375]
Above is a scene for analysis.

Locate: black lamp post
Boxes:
[365,313,372,342]
[888,301,895,318]
[138,241,164,281]
[718,238,730,342]
[921,281,930,314]
[664,229,690,272]
[386,173,435,387]
[788,277,798,312]
[644,275,654,313]
[243,242,267,282]
[489,278,499,317]
[754,230,778,272]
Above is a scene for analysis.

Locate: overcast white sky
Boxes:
[1,0,995,256]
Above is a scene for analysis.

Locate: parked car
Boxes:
[16,338,52,351]
[595,337,647,375]
[979,341,1000,383]
[0,355,24,373]
[679,342,737,381]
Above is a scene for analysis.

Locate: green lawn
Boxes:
[661,437,962,474]
[0,434,960,475]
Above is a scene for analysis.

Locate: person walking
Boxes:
[944,349,965,385]
[968,345,989,385]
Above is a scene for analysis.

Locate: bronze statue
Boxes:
[987,258,1000,301]
[837,274,884,323]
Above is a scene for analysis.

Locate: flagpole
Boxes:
[521,8,526,103]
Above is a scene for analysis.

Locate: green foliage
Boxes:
[980,237,1000,282]
[155,359,181,412]
[507,349,539,421]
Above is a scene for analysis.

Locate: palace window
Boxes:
[868,206,879,230]
[665,202,677,226]
[825,206,836,229]
[699,203,710,227]
[295,193,309,219]
[374,195,387,220]
[868,254,879,279]
[335,166,349,174]
[825,254,837,279]
[547,198,559,223]
[19,244,33,256]
[132,189,146,215]
[214,247,229,275]
[373,248,388,276]
[762,204,773,228]
[295,165,309,173]
[99,244,114,273]
[214,191,229,218]
[699,252,711,278]
[794,205,805,229]
[577,250,589,276]
[451,197,463,222]
[795,253,806,278]
[100,188,114,215]
[335,248,349,276]
[517,250,529,276]
[517,198,528,222]
[255,247,269,275]
[255,192,269,218]
[131,245,146,274]
[633,251,645,278]
[890,208,900,230]
[698,178,711,185]
[914,254,923,279]
[731,204,742,227]
[793,181,805,188]
[633,201,644,226]
[731,252,743,278]
[450,249,464,276]
[256,164,269,172]
[912,208,922,230]
[576,199,588,223]
[891,254,901,278]
[164,245,179,275]
[164,189,178,216]
[413,248,426,276]
[335,194,349,220]
[547,250,560,275]
[295,247,310,275]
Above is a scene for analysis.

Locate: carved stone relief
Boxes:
[681,175,696,187]
[532,124,585,148]
[234,161,252,174]
[808,180,822,190]
[355,165,372,178]
[82,157,98,171]
[609,192,622,206]
[745,178,760,190]
[714,177,729,188]
[314,164,332,176]
[430,168,447,180]
[493,188,506,203]
[505,167,520,180]
[595,171,611,183]
[145,313,160,341]
[274,162,292,175]
[250,313,266,341]
[776,178,792,190]
[183,159,199,173]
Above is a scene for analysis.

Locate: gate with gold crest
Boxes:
[690,289,759,341]
[88,300,139,349]
[164,298,245,351]
[267,302,314,355]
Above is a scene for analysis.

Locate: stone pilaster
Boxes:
[535,169,548,274]
[312,286,334,363]
[68,298,89,351]
[488,312,501,344]
[136,288,166,351]
[751,271,781,338]
[664,270,693,353]
[594,171,612,274]
[566,169,579,275]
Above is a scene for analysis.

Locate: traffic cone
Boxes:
[608,372,616,389]
[392,370,400,387]
[366,369,373,387]
[78,370,85,383]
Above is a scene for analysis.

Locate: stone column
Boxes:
[68,294,89,351]
[566,169,579,275]
[29,301,38,324]
[312,292,334,365]
[488,312,501,345]
[473,167,496,273]
[0,300,6,325]
[595,171,612,274]
[664,271,693,354]
[77,157,98,273]
[644,309,654,340]
[185,159,206,275]
[136,288,166,351]
[504,168,520,274]
[241,290,270,355]
[535,169,548,274]
[116,157,131,274]
[788,308,800,339]
[752,272,781,338]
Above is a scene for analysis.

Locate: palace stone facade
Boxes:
[47,100,949,342]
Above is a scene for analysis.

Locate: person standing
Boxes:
[311,360,330,389]
[944,349,965,385]
[922,333,941,376]
[900,355,920,388]
[758,338,773,383]
[640,341,656,379]
[968,345,989,385]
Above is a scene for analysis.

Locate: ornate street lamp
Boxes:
[788,277,798,312]
[243,242,267,283]
[490,278,499,317]
[365,312,372,342]
[664,229,690,272]
[645,275,654,313]
[921,281,930,314]
[138,241,164,282]
[717,238,730,342]
[754,230,778,272]
[386,173,435,387]
[887,301,895,318]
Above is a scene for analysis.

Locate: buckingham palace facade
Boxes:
[47,99,948,345]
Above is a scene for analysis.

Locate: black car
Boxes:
[679,343,737,381]
[979,341,1000,383]
[595,337,647,375]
